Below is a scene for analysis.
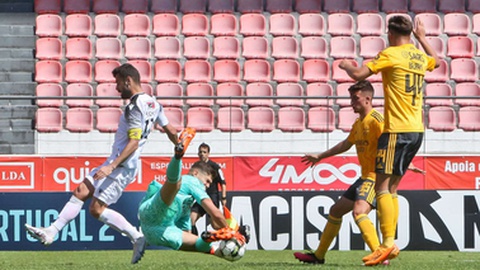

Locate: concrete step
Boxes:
[11,144,35,154]
[0,5,34,14]
[0,59,34,72]
[0,36,35,48]
[0,72,33,81]
[0,130,34,144]
[0,25,34,36]
[0,82,36,95]
[0,105,36,119]
[12,119,33,130]
[0,48,34,59]
[0,144,10,153]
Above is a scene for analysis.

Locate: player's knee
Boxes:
[89,204,103,219]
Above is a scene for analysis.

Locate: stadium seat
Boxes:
[239,14,267,36]
[65,108,93,132]
[65,60,92,83]
[210,13,237,36]
[183,36,210,59]
[330,36,357,59]
[123,14,150,37]
[92,0,119,13]
[356,13,384,36]
[155,83,184,107]
[154,60,182,83]
[36,83,63,107]
[359,37,386,58]
[186,107,214,132]
[302,59,330,83]
[94,14,121,37]
[425,83,453,107]
[298,13,325,36]
[468,0,480,13]
[242,36,268,59]
[424,59,449,83]
[95,83,124,107]
[381,0,408,13]
[439,0,466,13]
[332,59,357,83]
[278,107,306,132]
[208,0,235,13]
[65,38,92,60]
[159,107,184,132]
[179,0,207,13]
[335,83,353,107]
[473,14,480,35]
[35,60,62,83]
[217,107,245,132]
[458,106,480,131]
[65,14,92,37]
[35,0,61,14]
[127,60,151,83]
[94,60,120,83]
[35,14,62,37]
[36,108,63,132]
[409,0,436,13]
[213,37,240,59]
[273,59,300,83]
[444,13,470,36]
[353,0,379,13]
[182,14,209,36]
[152,14,180,36]
[36,38,62,60]
[65,83,93,108]
[327,14,354,36]
[427,106,457,131]
[269,13,296,36]
[151,0,177,13]
[184,60,211,83]
[447,37,474,59]
[213,60,241,83]
[124,37,151,60]
[216,82,244,107]
[245,83,274,107]
[237,0,263,13]
[275,83,304,107]
[295,0,322,13]
[154,37,181,59]
[307,107,335,132]
[96,107,122,132]
[455,83,480,107]
[338,107,357,132]
[385,13,412,31]
[63,0,90,14]
[450,58,478,82]
[247,107,275,132]
[141,83,154,96]
[243,59,271,82]
[323,0,350,13]
[371,82,384,107]
[271,36,299,59]
[305,83,334,107]
[95,38,122,60]
[421,36,445,59]
[121,0,148,13]
[266,0,293,13]
[414,13,441,36]
[301,36,328,59]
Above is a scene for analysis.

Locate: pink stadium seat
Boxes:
[243,60,271,82]
[275,83,304,107]
[152,14,180,36]
[65,61,92,83]
[335,83,354,107]
[338,107,358,132]
[141,83,154,96]
[273,59,300,83]
[35,0,61,14]
[121,0,148,13]
[298,13,325,36]
[242,36,268,59]
[94,60,120,83]
[278,107,306,132]
[160,107,184,132]
[301,36,328,59]
[332,59,357,83]
[36,108,63,132]
[450,58,478,82]
[184,60,211,83]
[216,83,244,107]
[425,83,453,107]
[123,14,150,37]
[327,14,354,36]
[63,0,90,14]
[323,0,350,13]
[36,83,63,107]
[127,60,151,83]
[295,0,322,13]
[213,60,241,83]
[96,38,122,60]
[154,60,182,83]
[186,107,214,132]
[124,37,151,60]
[455,83,480,107]
[371,82,384,107]
[210,13,237,36]
[35,14,62,37]
[458,106,480,131]
[239,14,267,36]
[473,14,480,35]
[208,0,235,13]
[381,0,408,13]
[94,14,121,37]
[302,59,330,83]
[183,36,210,59]
[427,106,456,131]
[269,13,296,36]
[217,107,245,132]
[36,38,62,60]
[409,0,436,13]
[35,60,62,83]
[245,83,274,107]
[439,0,466,13]
[308,107,335,132]
[66,108,93,132]
[95,83,123,107]
[359,37,386,59]
[180,0,207,13]
[155,83,184,107]
[154,37,181,59]
[356,13,384,36]
[305,83,334,107]
[330,36,357,59]
[444,13,471,36]
[247,107,275,132]
[151,0,177,13]
[271,36,299,59]
[353,0,379,13]
[96,107,122,132]
[414,13,441,36]
[447,37,474,59]
[65,14,92,37]
[421,36,445,59]
[182,14,209,36]
[65,38,92,60]
[65,83,93,108]
[92,0,119,13]
[266,0,293,13]
[237,0,263,13]
[385,14,412,32]
[424,59,449,83]
[468,0,480,13]
[213,37,240,59]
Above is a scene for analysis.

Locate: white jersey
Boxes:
[108,93,169,168]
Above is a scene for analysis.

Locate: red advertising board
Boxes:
[0,156,42,191]
[425,156,480,190]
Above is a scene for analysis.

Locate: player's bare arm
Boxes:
[201,198,228,229]
[94,137,139,180]
[302,139,353,167]
[338,60,373,81]
[413,18,440,68]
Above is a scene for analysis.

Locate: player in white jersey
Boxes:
[25,63,179,264]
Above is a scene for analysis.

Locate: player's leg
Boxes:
[190,203,205,235]
[160,155,183,206]
[351,179,379,254]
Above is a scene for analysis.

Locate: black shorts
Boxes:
[375,132,423,176]
[191,193,220,217]
[343,178,376,208]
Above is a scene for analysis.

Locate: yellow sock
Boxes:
[355,214,380,252]
[392,193,399,236]
[314,215,342,260]
[377,191,395,247]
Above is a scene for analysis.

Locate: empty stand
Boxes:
[151,0,177,13]
[307,107,335,132]
[94,60,120,83]
[35,0,61,14]
[359,37,386,58]
[414,13,441,36]
[338,107,357,132]
[271,36,299,59]
[161,107,184,132]
[65,108,93,132]
[305,83,334,107]
[179,0,207,13]
[216,83,244,107]
[424,83,453,107]
[121,0,148,13]
[154,37,181,59]
[301,36,328,59]
[245,83,274,107]
[154,60,182,83]
[447,37,474,59]
[65,14,92,37]
[127,60,151,83]
[278,107,306,132]
[156,83,184,107]
[302,59,329,83]
[213,60,241,83]
[474,14,480,35]
[184,60,211,83]
[266,0,293,13]
[208,0,235,13]
[323,0,350,13]
[36,83,63,107]
[64,0,90,14]
[468,0,480,13]
[94,14,121,37]
[438,0,466,13]
[332,59,357,83]
[35,14,62,37]
[237,0,263,13]
[335,83,354,107]
[217,107,245,132]
[65,83,93,108]
[36,108,63,132]
[152,14,180,36]
[269,13,296,36]
[421,36,445,59]
[381,0,408,13]
[450,58,478,82]
[210,13,237,36]
[239,14,267,36]
[275,83,304,107]
[186,107,214,132]
[65,61,92,83]
[141,83,154,96]
[409,0,436,13]
[371,82,384,107]
[243,60,271,82]
[36,38,62,60]
[182,14,209,36]
[92,0,119,13]
[124,37,151,59]
[273,59,300,83]
[427,106,457,132]
[123,14,150,37]
[330,36,357,59]
[35,60,62,83]
[96,107,122,132]
[65,38,92,60]
[458,107,480,131]
[353,0,379,13]
[213,37,240,59]
[295,0,322,13]
[183,36,210,59]
[96,37,122,60]
[443,13,471,36]
[247,107,275,132]
[424,59,449,83]
[298,13,325,36]
[242,36,268,59]
[455,83,480,106]
[327,14,354,36]
[356,13,384,36]
[95,83,124,107]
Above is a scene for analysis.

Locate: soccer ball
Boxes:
[218,238,246,261]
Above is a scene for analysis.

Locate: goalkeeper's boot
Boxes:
[293,252,325,264]
[174,127,196,159]
[25,224,54,246]
[201,227,236,243]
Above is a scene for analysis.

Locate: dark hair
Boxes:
[198,142,210,153]
[387,16,412,36]
[112,63,141,84]
[191,161,217,179]
[348,80,374,97]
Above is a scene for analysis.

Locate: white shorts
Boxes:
[86,160,138,205]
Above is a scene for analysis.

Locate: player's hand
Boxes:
[201,227,236,242]
[413,18,426,40]
[301,154,321,167]
[93,164,114,180]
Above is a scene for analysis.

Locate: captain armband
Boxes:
[128,128,142,140]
